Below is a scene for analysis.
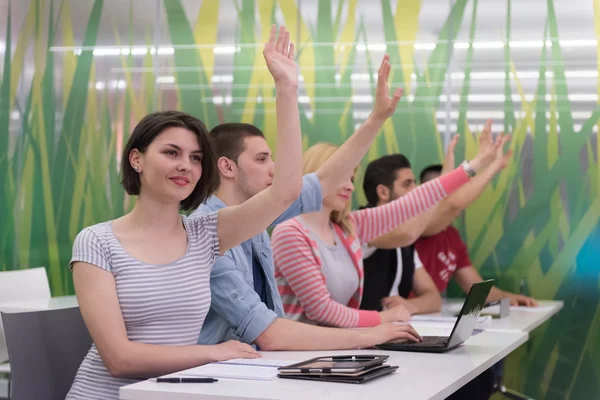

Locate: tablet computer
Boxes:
[277,355,388,374]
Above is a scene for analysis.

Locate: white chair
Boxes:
[0,267,51,400]
[0,267,51,303]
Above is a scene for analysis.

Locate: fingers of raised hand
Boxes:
[275,26,286,53]
[282,31,290,56]
[448,134,460,151]
[377,54,390,77]
[377,56,391,93]
[264,25,277,52]
[391,88,403,108]
[481,119,493,139]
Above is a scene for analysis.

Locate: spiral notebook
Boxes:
[169,359,294,381]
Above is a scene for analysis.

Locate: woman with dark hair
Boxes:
[67,25,303,399]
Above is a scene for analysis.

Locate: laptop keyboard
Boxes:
[408,336,448,347]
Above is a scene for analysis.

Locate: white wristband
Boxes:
[461,160,476,178]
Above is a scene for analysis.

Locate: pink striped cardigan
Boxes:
[271,166,470,328]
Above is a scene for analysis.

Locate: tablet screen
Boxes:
[299,360,365,369]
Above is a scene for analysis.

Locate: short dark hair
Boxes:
[363,154,412,207]
[121,110,218,211]
[209,123,265,162]
[419,164,443,184]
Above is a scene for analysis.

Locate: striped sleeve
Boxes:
[69,227,112,272]
[187,211,220,262]
[272,223,380,328]
[350,166,470,244]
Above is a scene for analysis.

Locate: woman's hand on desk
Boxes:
[208,340,261,362]
[360,323,422,347]
[379,302,411,323]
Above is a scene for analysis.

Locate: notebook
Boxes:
[409,315,492,324]
[483,304,555,314]
[171,359,294,381]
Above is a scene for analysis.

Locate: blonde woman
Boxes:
[271,137,507,328]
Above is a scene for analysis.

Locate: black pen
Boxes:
[156,377,218,383]
[484,300,500,307]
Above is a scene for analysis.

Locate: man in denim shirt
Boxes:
[191,55,422,350]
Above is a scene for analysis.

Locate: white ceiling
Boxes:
[1,0,598,133]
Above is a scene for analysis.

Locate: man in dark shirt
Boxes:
[360,154,441,315]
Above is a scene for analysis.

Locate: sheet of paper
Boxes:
[481,304,556,314]
[173,359,294,381]
[410,315,457,323]
[214,359,293,367]
[410,315,491,324]
[480,305,501,314]
[510,305,557,313]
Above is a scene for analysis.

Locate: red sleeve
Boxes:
[447,227,472,269]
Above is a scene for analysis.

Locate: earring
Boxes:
[133,165,140,172]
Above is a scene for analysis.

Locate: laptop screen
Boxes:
[446,280,494,349]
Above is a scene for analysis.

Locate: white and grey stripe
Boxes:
[66,212,219,400]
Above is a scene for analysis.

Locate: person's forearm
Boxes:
[102,342,219,379]
[316,115,385,197]
[405,292,442,315]
[486,286,511,303]
[422,166,500,236]
[271,83,303,200]
[255,318,370,351]
[369,206,438,249]
[444,164,499,210]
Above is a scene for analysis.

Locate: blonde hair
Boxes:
[303,142,355,235]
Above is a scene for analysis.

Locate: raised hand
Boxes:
[489,132,513,172]
[370,54,404,121]
[441,134,460,174]
[469,119,512,172]
[263,25,297,88]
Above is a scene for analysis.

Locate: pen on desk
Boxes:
[484,300,500,308]
[156,377,218,383]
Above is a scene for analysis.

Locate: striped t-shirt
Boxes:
[272,166,470,328]
[66,212,219,400]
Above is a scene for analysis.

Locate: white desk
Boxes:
[120,330,528,400]
[443,299,564,333]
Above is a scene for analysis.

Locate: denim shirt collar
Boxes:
[203,195,228,211]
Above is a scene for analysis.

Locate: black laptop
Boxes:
[376,280,494,353]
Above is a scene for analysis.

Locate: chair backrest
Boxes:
[0,267,51,303]
[0,267,52,363]
[1,307,92,400]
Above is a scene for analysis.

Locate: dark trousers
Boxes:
[446,367,495,400]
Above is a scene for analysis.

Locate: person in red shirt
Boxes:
[413,224,472,294]
[368,120,537,306]
[416,162,536,306]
